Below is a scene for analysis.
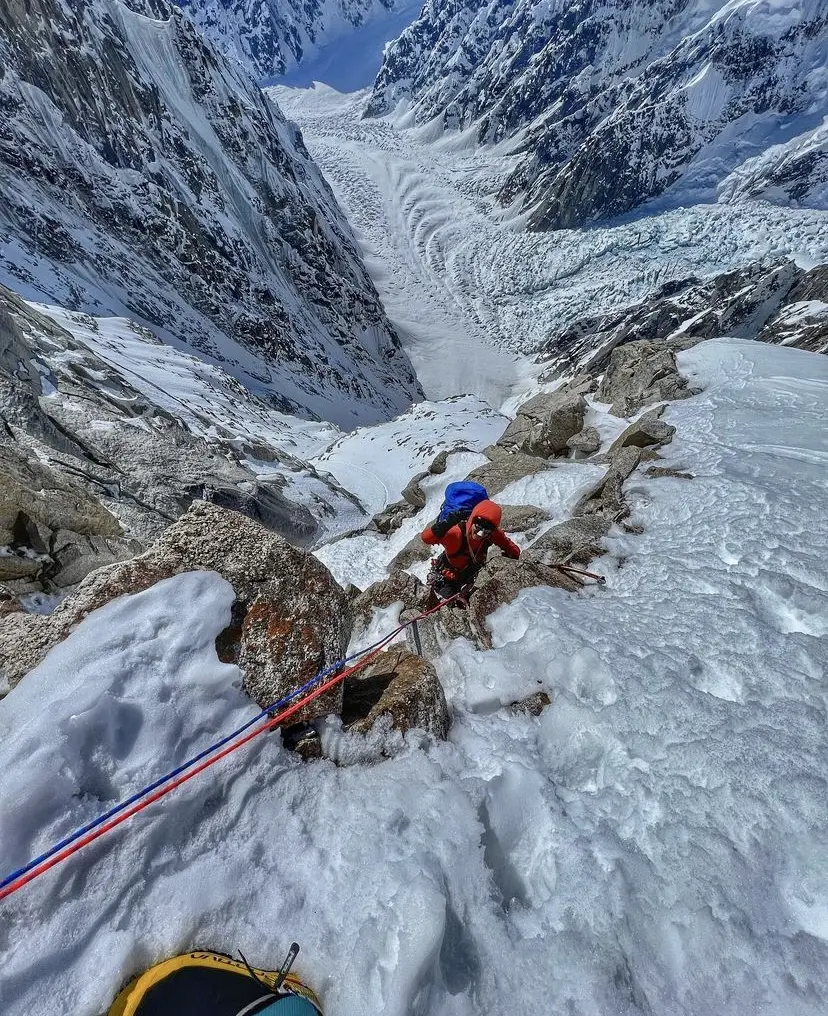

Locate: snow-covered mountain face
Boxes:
[367,0,828,230]
[0,0,421,427]
[177,0,401,81]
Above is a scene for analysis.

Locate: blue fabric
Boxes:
[438,481,488,522]
[255,995,320,1015]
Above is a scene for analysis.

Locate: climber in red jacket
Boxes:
[421,499,520,602]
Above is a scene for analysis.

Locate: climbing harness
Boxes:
[0,593,463,904]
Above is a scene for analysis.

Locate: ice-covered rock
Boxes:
[467,553,581,649]
[509,690,551,716]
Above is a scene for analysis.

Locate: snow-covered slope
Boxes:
[2,339,827,1015]
[0,0,421,426]
[0,285,501,564]
[177,0,406,81]
[367,0,828,229]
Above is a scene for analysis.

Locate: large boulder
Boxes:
[530,517,611,563]
[343,647,450,741]
[0,551,43,592]
[597,340,700,417]
[608,406,676,454]
[0,448,140,591]
[497,390,587,458]
[467,448,551,495]
[0,503,352,723]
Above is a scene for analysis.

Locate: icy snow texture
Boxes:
[2,339,827,1016]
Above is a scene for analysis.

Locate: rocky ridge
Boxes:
[0,339,700,758]
[0,285,371,597]
[0,0,421,426]
[350,340,690,667]
[367,0,828,229]
[536,258,828,381]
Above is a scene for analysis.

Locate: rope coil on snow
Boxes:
[0,592,461,903]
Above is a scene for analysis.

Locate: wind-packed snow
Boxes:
[3,339,827,1016]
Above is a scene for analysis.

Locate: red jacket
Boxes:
[421,500,520,577]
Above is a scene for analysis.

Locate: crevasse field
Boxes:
[2,338,827,1016]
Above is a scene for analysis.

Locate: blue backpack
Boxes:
[438,481,489,523]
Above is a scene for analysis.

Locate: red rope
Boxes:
[0,593,458,903]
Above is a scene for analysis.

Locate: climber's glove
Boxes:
[431,512,464,538]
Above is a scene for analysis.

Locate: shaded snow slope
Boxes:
[1,292,500,553]
[0,0,420,426]
[2,339,827,1016]
[367,0,828,229]
[277,0,423,91]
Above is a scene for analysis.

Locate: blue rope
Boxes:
[0,624,406,891]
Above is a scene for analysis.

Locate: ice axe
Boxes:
[556,563,607,585]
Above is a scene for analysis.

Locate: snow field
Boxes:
[310,394,508,512]
[2,339,826,1015]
